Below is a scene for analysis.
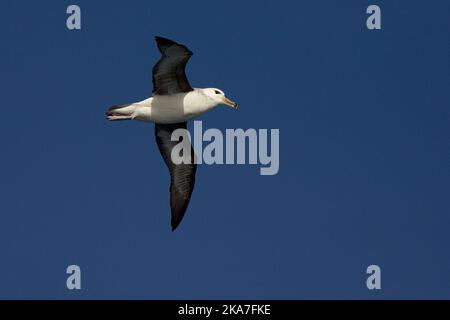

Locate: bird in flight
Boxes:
[106,36,237,231]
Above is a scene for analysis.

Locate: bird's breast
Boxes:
[182,91,215,116]
[134,92,214,124]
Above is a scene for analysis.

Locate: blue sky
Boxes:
[0,0,449,299]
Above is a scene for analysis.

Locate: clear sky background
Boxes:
[0,0,449,299]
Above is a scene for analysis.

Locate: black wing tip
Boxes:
[171,219,182,231]
[154,36,193,55]
[171,205,189,231]
[155,36,175,45]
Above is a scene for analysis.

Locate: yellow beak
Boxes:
[222,97,238,109]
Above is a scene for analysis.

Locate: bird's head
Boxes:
[203,88,238,109]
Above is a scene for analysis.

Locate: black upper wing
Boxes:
[155,122,197,231]
[152,36,194,95]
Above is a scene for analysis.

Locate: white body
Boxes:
[110,89,220,124]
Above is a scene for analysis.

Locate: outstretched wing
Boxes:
[155,122,197,231]
[152,36,194,95]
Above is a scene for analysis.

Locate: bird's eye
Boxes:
[214,90,221,95]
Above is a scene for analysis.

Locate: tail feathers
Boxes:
[106,104,133,121]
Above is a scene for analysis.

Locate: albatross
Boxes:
[106,36,237,231]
